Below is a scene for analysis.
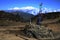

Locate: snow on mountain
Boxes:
[8,6,60,15]
[8,6,39,15]
[9,7,20,10]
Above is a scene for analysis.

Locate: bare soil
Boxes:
[0,22,60,40]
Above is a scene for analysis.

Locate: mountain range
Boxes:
[0,10,34,22]
[7,6,60,15]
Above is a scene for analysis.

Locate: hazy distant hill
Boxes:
[0,11,21,21]
[0,10,60,26]
[11,11,34,22]
[0,10,34,26]
[0,10,34,22]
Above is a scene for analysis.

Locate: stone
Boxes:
[23,24,54,39]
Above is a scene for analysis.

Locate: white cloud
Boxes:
[53,10,57,12]
[8,6,39,10]
[20,6,36,9]
[8,7,20,10]
[8,6,60,15]
[41,7,53,13]
[8,6,39,15]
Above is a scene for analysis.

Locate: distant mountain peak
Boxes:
[8,6,38,10]
[8,6,39,15]
[8,6,60,15]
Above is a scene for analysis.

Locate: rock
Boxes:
[23,24,54,39]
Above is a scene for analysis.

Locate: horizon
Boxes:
[0,0,60,10]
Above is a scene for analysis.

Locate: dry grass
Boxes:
[0,32,24,40]
[47,23,60,32]
[0,21,60,40]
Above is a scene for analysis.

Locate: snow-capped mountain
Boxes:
[7,6,60,15]
[8,6,39,15]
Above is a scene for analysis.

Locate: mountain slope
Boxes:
[0,10,34,22]
[0,10,34,26]
[31,12,60,24]
[11,11,34,22]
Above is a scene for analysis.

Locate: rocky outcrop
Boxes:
[22,24,55,39]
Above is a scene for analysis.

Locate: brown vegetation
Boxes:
[0,11,60,40]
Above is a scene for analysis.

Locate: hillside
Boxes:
[31,12,60,32]
[11,11,34,22]
[31,12,60,24]
[0,10,34,26]
[0,11,60,40]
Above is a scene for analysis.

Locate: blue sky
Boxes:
[0,0,60,10]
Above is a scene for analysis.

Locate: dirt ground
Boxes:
[0,22,37,40]
[0,22,60,40]
[0,30,37,40]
